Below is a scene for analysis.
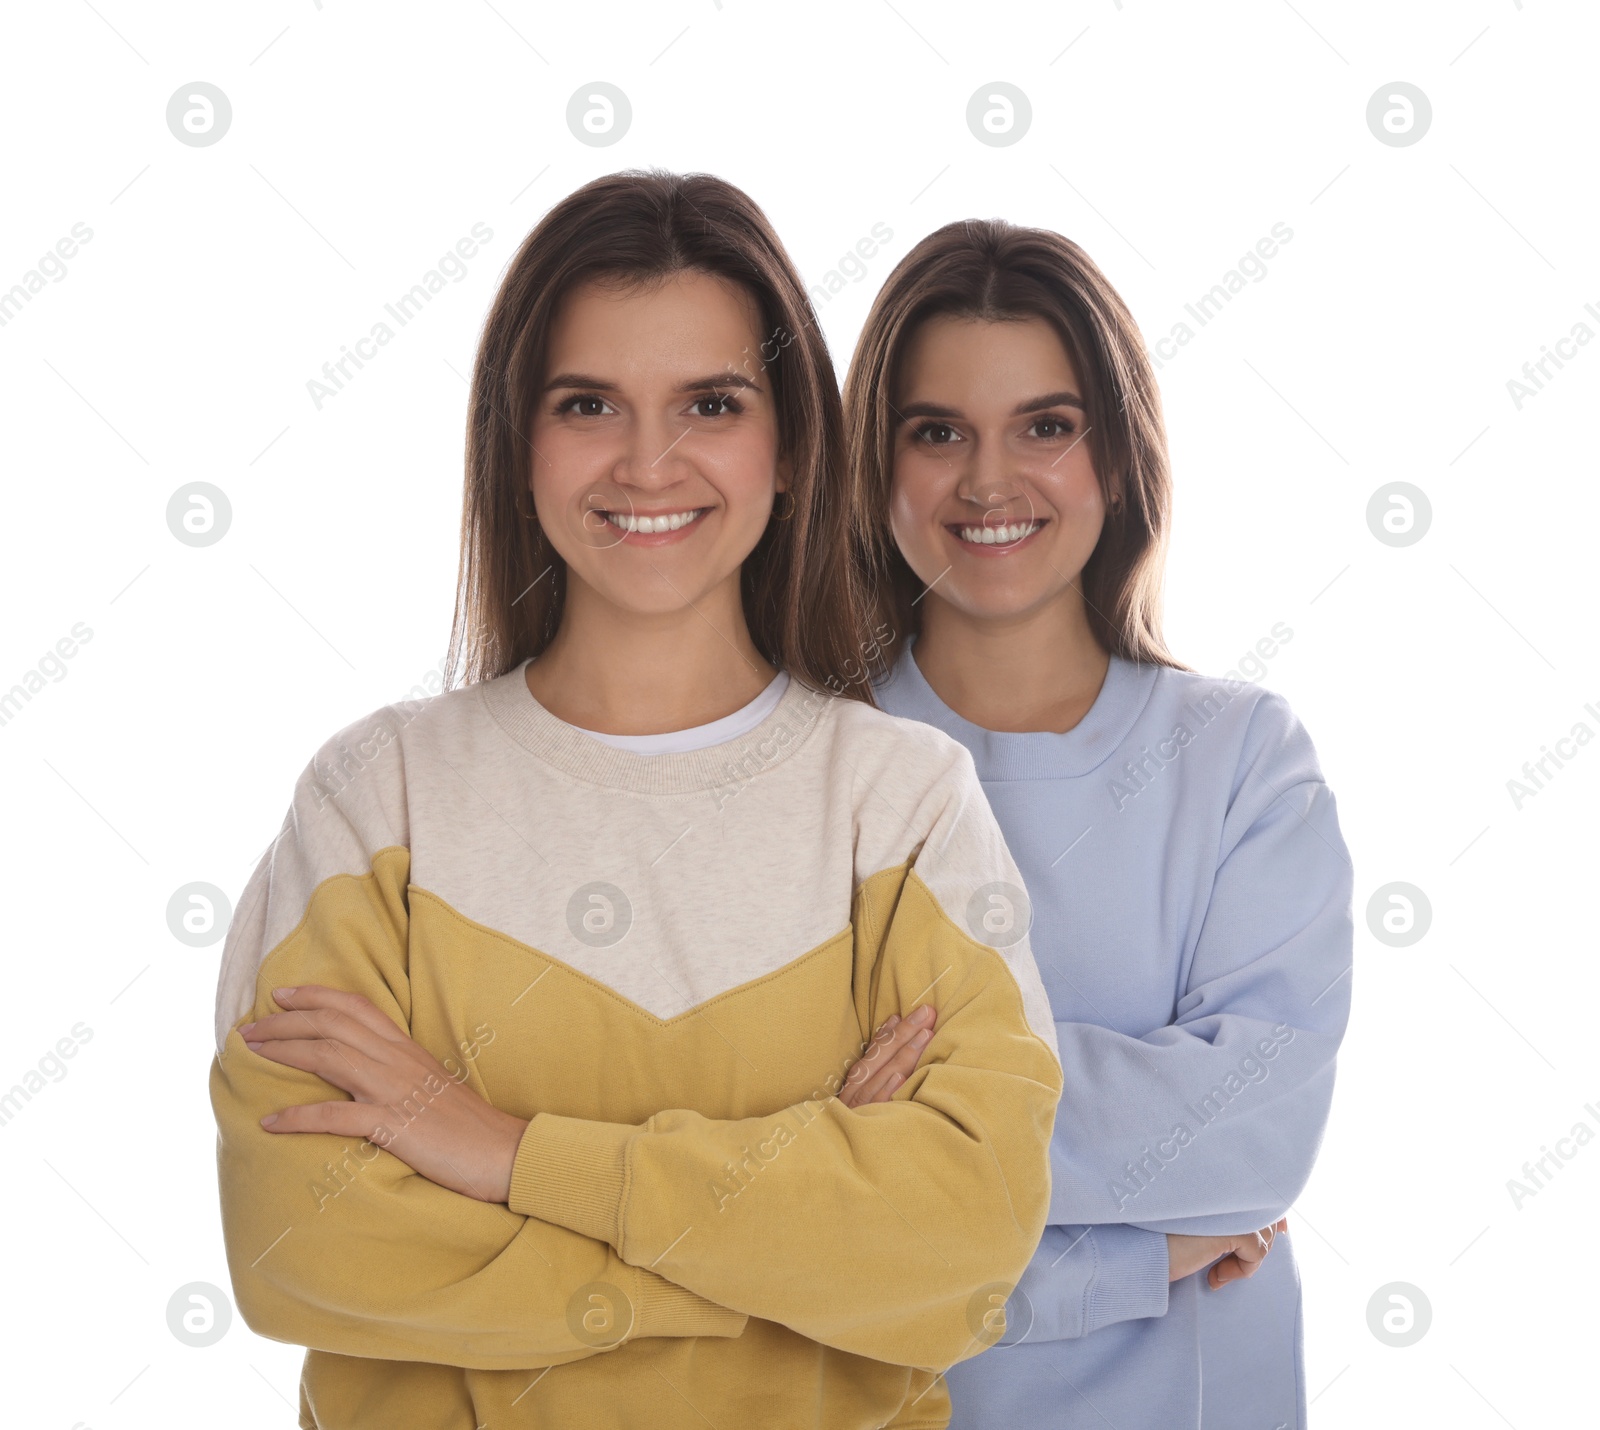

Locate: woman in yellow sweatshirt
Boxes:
[209,170,1063,1430]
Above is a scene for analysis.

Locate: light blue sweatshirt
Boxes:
[874,643,1353,1430]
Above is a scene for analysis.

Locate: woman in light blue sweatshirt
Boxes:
[838,220,1353,1429]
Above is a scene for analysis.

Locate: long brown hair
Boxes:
[447,169,879,699]
[843,218,1186,672]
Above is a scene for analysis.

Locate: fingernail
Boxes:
[910,1029,933,1051]
[273,987,297,1000]
[908,1005,934,1027]
[885,1073,904,1093]
[260,1113,278,1127]
[245,1040,263,1051]
[238,1022,256,1036]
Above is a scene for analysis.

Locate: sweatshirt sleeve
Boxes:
[1010,1223,1171,1341]
[1044,689,1354,1240]
[209,725,747,1371]
[505,742,1064,1371]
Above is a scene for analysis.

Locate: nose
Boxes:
[612,409,694,495]
[955,453,1027,527]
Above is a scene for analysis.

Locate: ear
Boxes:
[775,451,793,494]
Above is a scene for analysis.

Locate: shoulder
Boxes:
[1146,667,1344,867]
[805,688,995,870]
[816,687,982,793]
[1149,665,1328,792]
[289,670,485,848]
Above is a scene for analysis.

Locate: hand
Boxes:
[838,1006,938,1109]
[238,984,529,1204]
[1167,1218,1288,1288]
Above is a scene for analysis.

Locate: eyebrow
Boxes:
[542,370,765,395]
[897,390,1086,422]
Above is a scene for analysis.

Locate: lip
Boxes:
[945,518,1048,556]
[590,506,711,547]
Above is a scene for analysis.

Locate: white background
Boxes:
[1,1,1594,1425]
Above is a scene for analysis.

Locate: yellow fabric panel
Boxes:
[303,1324,953,1430]
[406,884,866,1126]
[209,846,745,1375]
[507,861,1063,1371]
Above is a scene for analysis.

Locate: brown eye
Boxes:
[919,423,957,445]
[1034,417,1072,439]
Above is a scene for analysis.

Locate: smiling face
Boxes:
[889,313,1106,624]
[528,269,789,621]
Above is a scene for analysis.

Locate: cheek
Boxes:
[888,459,942,553]
[527,424,588,505]
[1039,458,1106,524]
[525,428,622,560]
[705,425,781,500]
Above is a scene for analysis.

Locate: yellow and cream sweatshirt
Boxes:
[209,658,1063,1430]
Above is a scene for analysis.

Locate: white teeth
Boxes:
[958,520,1042,545]
[604,508,706,534]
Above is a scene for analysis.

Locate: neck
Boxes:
[526,574,777,735]
[913,585,1110,734]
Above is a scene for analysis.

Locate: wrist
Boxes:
[1166,1232,1227,1282]
[486,1111,531,1205]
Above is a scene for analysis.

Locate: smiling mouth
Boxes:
[951,518,1046,546]
[600,507,709,535]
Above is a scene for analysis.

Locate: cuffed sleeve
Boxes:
[508,1113,633,1243]
[1010,1224,1171,1341]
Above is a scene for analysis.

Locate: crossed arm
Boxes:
[238,979,1280,1348]
[838,1011,1286,1291]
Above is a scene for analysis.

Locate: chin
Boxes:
[943,582,1059,624]
[600,586,715,619]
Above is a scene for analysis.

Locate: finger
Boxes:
[853,1025,936,1104]
[1233,1235,1272,1276]
[239,1008,388,1082]
[1211,1247,1268,1286]
[1232,1231,1271,1269]
[868,1007,934,1067]
[269,984,404,1040]
[251,984,408,1044]
[243,1034,372,1092]
[1208,1253,1244,1289]
[863,1072,906,1105]
[239,1000,395,1063]
[839,1022,897,1107]
[842,1016,902,1090]
[844,1011,935,1106]
[261,1098,384,1139]
[841,1008,935,1107]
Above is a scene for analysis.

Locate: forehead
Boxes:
[544,271,767,376]
[897,313,1080,397]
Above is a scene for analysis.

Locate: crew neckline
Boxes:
[875,638,1160,781]
[481,659,826,794]
[568,672,791,754]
